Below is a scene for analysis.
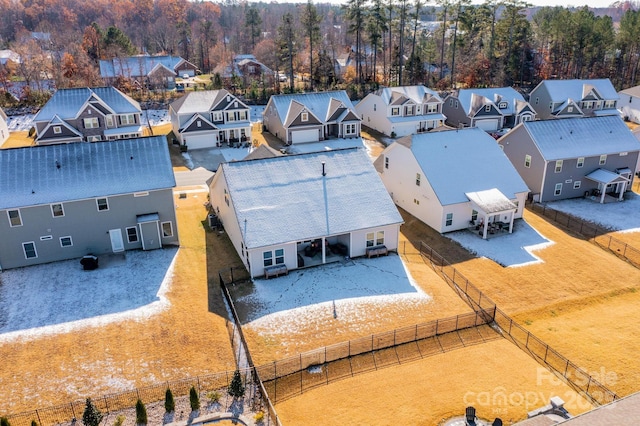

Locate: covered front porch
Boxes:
[584,168,631,204]
[465,188,518,240]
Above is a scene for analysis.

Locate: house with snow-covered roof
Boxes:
[0,136,178,270]
[0,107,8,146]
[442,87,535,132]
[100,55,198,89]
[529,79,620,120]
[32,87,143,145]
[213,54,275,87]
[355,85,446,137]
[374,127,529,239]
[208,148,403,278]
[263,91,361,145]
[498,116,640,203]
[618,85,640,124]
[169,89,251,150]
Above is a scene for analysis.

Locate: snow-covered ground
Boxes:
[0,248,178,342]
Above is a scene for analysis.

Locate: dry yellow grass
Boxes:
[1,130,35,148]
[275,339,593,425]
[0,191,236,413]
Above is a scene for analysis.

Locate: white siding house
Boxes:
[0,107,8,146]
[208,148,403,278]
[619,85,640,124]
[375,128,529,238]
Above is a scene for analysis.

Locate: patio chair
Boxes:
[465,406,477,425]
[492,419,503,426]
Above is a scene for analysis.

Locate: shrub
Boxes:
[1,417,10,426]
[189,385,200,411]
[30,421,37,426]
[207,390,221,404]
[135,399,147,425]
[113,415,125,426]
[228,370,245,398]
[82,398,103,426]
[164,388,175,413]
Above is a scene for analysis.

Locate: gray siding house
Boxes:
[33,87,143,145]
[529,79,620,120]
[498,116,640,203]
[443,87,535,132]
[0,136,178,270]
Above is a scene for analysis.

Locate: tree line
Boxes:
[0,0,639,104]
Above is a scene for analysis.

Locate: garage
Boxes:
[291,128,319,144]
[475,119,499,131]
[182,132,216,150]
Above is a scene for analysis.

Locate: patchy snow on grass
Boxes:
[286,138,368,155]
[142,109,170,126]
[239,254,431,335]
[446,219,554,268]
[0,248,178,342]
[250,106,265,123]
[547,192,640,233]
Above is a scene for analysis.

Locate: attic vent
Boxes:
[88,109,92,114]
[227,95,231,102]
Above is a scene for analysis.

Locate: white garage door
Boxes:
[183,133,215,150]
[291,129,319,144]
[475,119,499,131]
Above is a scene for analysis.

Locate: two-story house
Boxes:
[529,79,620,120]
[213,54,274,88]
[0,136,178,270]
[100,55,198,89]
[263,91,361,145]
[443,87,535,132]
[33,87,143,145]
[499,116,640,203]
[0,107,8,146]
[618,85,640,125]
[169,89,251,150]
[355,85,445,137]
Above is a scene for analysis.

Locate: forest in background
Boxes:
[1,0,640,106]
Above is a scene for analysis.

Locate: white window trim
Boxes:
[577,157,584,168]
[96,198,109,211]
[301,112,309,122]
[84,117,99,129]
[161,221,174,238]
[60,236,73,247]
[555,160,563,173]
[554,183,563,196]
[573,181,581,189]
[599,154,607,165]
[51,203,65,218]
[53,126,62,134]
[126,226,139,243]
[134,192,149,197]
[8,209,23,227]
[23,241,37,259]
[445,213,453,226]
[524,155,531,168]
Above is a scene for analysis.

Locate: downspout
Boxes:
[539,160,548,202]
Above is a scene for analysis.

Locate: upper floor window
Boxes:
[605,100,616,108]
[405,105,415,116]
[384,157,389,169]
[567,106,573,113]
[555,160,563,173]
[416,173,421,186]
[524,154,531,168]
[212,111,223,122]
[53,126,62,134]
[391,107,400,116]
[8,209,22,227]
[599,154,607,165]
[106,115,115,127]
[96,198,109,211]
[498,102,507,109]
[427,103,438,113]
[51,203,64,217]
[120,114,136,125]
[577,157,584,168]
[582,101,594,109]
[301,112,309,122]
[84,117,99,129]
[484,105,491,112]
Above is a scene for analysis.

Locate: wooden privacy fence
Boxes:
[527,203,640,269]
[417,240,618,407]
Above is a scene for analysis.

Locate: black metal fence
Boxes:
[528,203,640,269]
[417,240,619,407]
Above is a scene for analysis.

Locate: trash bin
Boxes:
[80,255,99,270]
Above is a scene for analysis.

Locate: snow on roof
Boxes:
[619,85,640,98]
[0,107,7,121]
[465,188,517,214]
[401,127,529,206]
[388,113,446,123]
[457,87,525,115]
[521,116,640,161]
[99,55,185,78]
[269,91,357,126]
[33,87,141,122]
[537,79,619,102]
[0,136,175,210]
[219,148,402,249]
[584,168,629,185]
[375,85,442,105]
[170,90,242,115]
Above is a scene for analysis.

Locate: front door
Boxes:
[139,221,161,250]
[109,229,125,253]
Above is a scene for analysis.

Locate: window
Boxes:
[554,183,563,196]
[53,126,62,134]
[446,213,453,226]
[573,180,581,189]
[51,203,64,217]
[405,105,415,116]
[96,198,109,211]
[577,157,584,168]
[567,106,573,113]
[275,248,284,264]
[134,192,149,197]
[599,154,607,165]
[620,152,628,156]
[83,117,99,129]
[224,188,229,206]
[555,160,563,173]
[344,123,357,135]
[8,209,22,227]
[161,222,174,237]
[376,231,384,246]
[535,97,539,105]
[212,111,223,121]
[391,107,400,116]
[427,103,438,113]
[582,101,594,109]
[416,173,421,186]
[524,155,531,168]
[414,199,420,205]
[239,110,247,120]
[23,242,37,259]
[498,102,507,109]
[197,120,201,127]
[120,114,136,125]
[605,100,616,109]
[366,232,375,247]
[384,157,389,169]
[522,115,532,122]
[263,251,273,267]
[373,104,377,111]
[301,112,309,122]
[484,105,491,112]
[87,135,102,142]
[471,210,478,222]
[449,99,454,107]
[455,100,458,108]
[60,236,73,247]
[126,226,139,243]
[106,115,115,127]
[549,102,553,110]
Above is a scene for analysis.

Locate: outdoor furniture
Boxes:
[330,242,348,256]
[80,255,98,270]
[465,406,477,425]
[366,245,388,258]
[264,264,288,279]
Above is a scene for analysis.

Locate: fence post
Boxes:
[435,319,439,334]
[36,409,42,426]
[273,361,277,403]
[71,402,76,420]
[564,360,569,377]
[415,324,418,342]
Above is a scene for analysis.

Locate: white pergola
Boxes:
[584,168,630,203]
[466,188,518,240]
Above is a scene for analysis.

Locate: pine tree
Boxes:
[189,385,201,411]
[164,388,175,413]
[228,370,245,399]
[81,398,103,426]
[135,399,147,425]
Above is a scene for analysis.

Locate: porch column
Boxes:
[482,214,489,240]
[321,237,326,264]
[600,187,606,204]
[619,181,626,201]
[509,212,515,234]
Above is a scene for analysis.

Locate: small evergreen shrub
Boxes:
[82,398,103,426]
[228,370,245,398]
[164,388,175,413]
[1,417,10,426]
[113,415,125,426]
[207,390,221,404]
[189,386,200,411]
[135,399,147,425]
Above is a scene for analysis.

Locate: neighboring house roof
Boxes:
[0,136,175,210]
[33,87,141,122]
[99,55,193,79]
[170,89,244,115]
[519,116,640,161]
[0,49,20,65]
[213,54,273,78]
[218,148,402,249]
[375,85,443,105]
[270,91,358,126]
[0,107,7,121]
[536,79,619,102]
[619,85,640,98]
[242,144,282,160]
[396,127,529,206]
[457,87,526,116]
